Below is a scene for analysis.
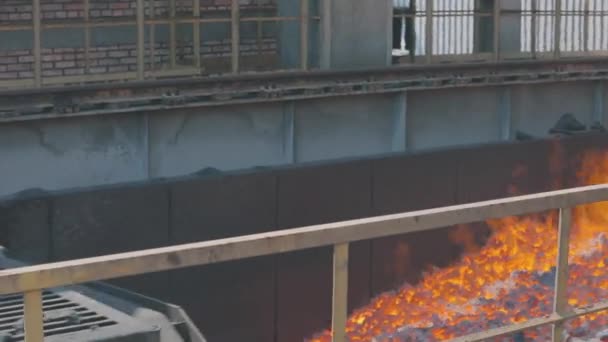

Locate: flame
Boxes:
[309,149,608,341]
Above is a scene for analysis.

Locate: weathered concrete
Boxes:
[0,79,601,197]
[511,82,595,137]
[148,104,288,178]
[294,94,396,162]
[407,87,501,150]
[0,115,147,197]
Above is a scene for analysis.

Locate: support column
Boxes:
[283,102,296,163]
[498,87,512,140]
[392,92,407,152]
[143,113,151,179]
[320,0,332,68]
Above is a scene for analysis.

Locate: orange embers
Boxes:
[309,150,608,342]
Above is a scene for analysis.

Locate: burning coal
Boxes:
[309,150,608,342]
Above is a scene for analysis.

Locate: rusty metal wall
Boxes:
[1,133,607,342]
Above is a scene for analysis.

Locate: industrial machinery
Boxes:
[0,247,206,342]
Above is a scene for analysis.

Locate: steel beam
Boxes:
[392,91,407,151]
[498,86,512,140]
[283,101,296,163]
[2,59,608,124]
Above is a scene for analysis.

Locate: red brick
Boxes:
[7,63,31,71]
[18,55,34,63]
[0,72,18,79]
[42,54,62,62]
[42,69,62,77]
[18,71,34,78]
[108,51,129,58]
[64,3,84,11]
[63,68,85,75]
[55,61,75,68]
[110,3,130,9]
[0,57,18,64]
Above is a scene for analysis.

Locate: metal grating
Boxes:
[0,291,118,341]
[0,251,207,342]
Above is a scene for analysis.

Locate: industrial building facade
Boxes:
[2,1,608,342]
[1,0,607,88]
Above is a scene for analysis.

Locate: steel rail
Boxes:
[2,58,608,124]
[449,299,608,342]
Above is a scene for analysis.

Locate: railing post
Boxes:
[32,0,41,87]
[493,0,500,61]
[425,0,433,63]
[552,207,572,342]
[531,0,537,57]
[24,290,44,342]
[553,0,561,59]
[193,0,202,69]
[332,243,349,342]
[583,0,589,52]
[149,0,156,70]
[231,0,240,73]
[320,0,332,69]
[136,0,145,80]
[169,0,177,68]
[300,0,310,70]
[84,0,91,74]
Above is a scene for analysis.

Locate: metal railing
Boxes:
[393,0,608,64]
[3,183,608,341]
[0,0,319,89]
[2,0,608,90]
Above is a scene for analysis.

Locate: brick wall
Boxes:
[0,0,279,82]
[0,0,275,20]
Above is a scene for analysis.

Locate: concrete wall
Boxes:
[407,87,501,150]
[0,115,148,196]
[511,82,596,136]
[148,104,289,178]
[1,80,604,197]
[3,133,608,342]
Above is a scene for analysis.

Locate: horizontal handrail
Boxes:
[1,183,608,295]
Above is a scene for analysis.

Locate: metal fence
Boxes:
[393,0,608,63]
[2,183,608,341]
[0,0,319,89]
